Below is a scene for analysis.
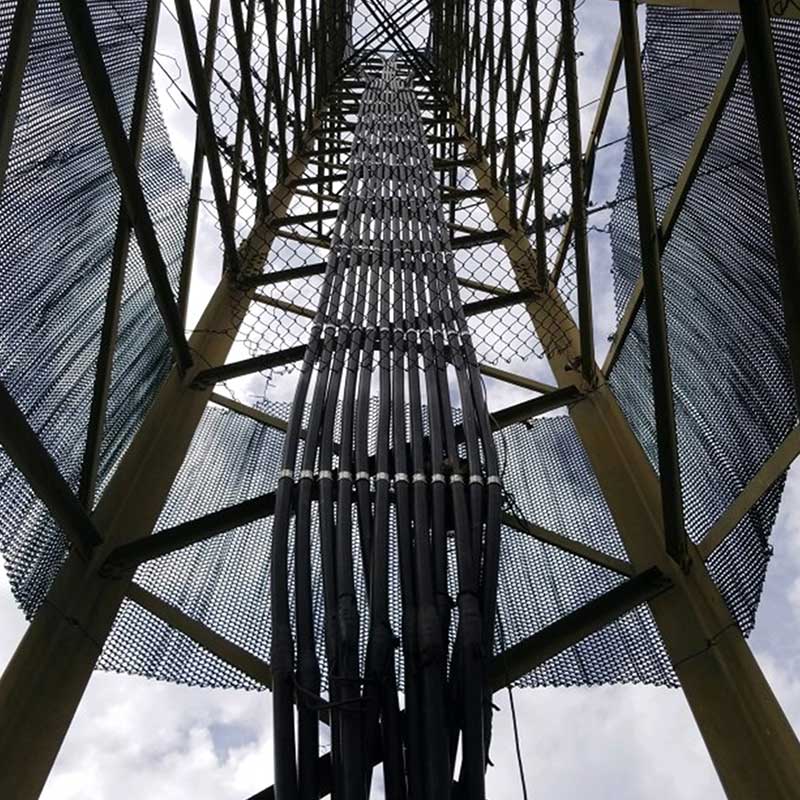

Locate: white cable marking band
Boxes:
[413,473,427,483]
[318,470,334,481]
[450,474,464,483]
[375,472,391,481]
[356,471,371,481]
[280,469,295,479]
[431,473,446,483]
[487,476,503,486]
[300,470,315,480]
[394,473,409,482]
[339,471,353,481]
[469,475,484,485]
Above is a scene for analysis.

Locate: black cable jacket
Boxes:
[390,165,425,800]
[360,95,405,799]
[409,80,489,800]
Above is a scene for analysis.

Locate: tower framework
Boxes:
[1,0,800,798]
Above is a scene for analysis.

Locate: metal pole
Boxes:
[561,0,595,382]
[453,83,800,799]
[58,0,193,374]
[739,0,800,408]
[173,0,241,274]
[0,124,320,799]
[0,383,102,559]
[619,0,688,568]
[0,0,38,198]
[230,0,268,213]
[178,0,221,327]
[78,0,162,508]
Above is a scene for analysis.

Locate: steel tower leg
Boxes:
[0,141,318,800]
[452,89,800,800]
[739,0,800,407]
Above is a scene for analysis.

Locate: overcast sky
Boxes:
[2,1,800,798]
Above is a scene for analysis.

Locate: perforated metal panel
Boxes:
[0,0,188,616]
[609,7,798,634]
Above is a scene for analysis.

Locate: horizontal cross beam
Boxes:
[104,491,277,572]
[239,262,328,289]
[127,583,274,686]
[59,0,192,373]
[501,511,635,577]
[487,566,672,690]
[191,345,308,388]
[0,383,102,559]
[700,425,800,559]
[478,364,557,394]
[630,0,800,20]
[488,385,583,430]
[463,289,536,317]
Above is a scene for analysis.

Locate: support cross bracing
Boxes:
[0,1,799,799]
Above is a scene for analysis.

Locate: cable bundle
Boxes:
[270,56,502,800]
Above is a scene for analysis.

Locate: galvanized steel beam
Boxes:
[740,0,800,407]
[79,0,162,508]
[0,383,102,559]
[191,344,308,388]
[619,0,688,568]
[700,426,800,560]
[127,583,274,686]
[501,511,635,577]
[58,0,193,374]
[174,0,241,274]
[178,0,222,326]
[0,0,38,198]
[105,491,278,572]
[487,567,672,690]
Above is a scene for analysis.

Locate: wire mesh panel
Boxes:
[608,6,799,634]
[0,0,187,616]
